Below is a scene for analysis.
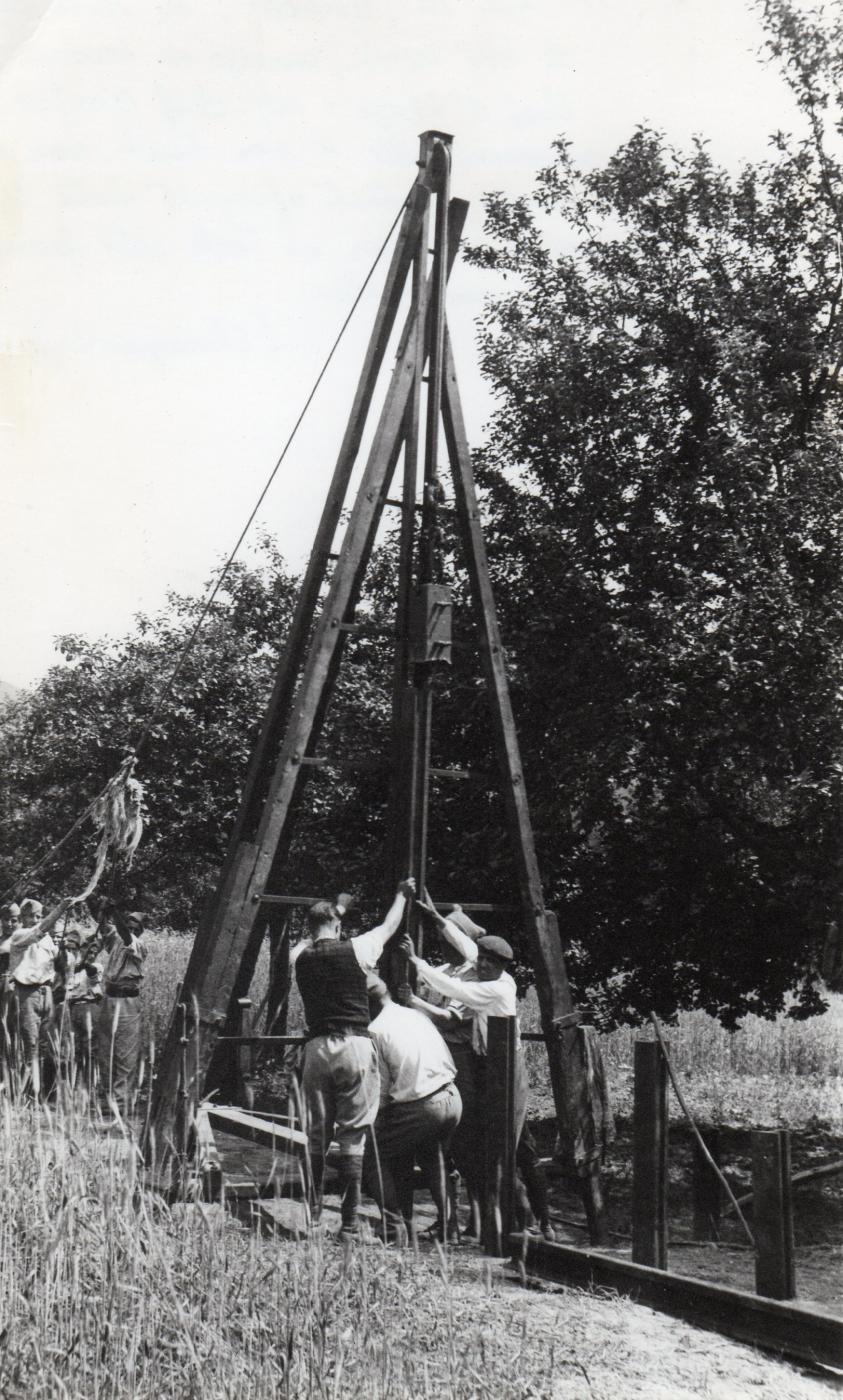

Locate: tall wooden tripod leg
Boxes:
[442,329,606,1244]
[146,285,428,1157]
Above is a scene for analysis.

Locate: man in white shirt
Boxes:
[363,978,462,1243]
[294,877,415,1242]
[409,910,556,1242]
[10,895,73,1097]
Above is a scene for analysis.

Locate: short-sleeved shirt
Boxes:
[10,930,58,986]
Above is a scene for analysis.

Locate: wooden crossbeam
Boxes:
[512,1233,843,1371]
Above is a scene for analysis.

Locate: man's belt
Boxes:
[307,1024,371,1040]
[105,984,140,999]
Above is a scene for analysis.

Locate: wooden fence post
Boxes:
[632,1039,668,1270]
[753,1129,796,1300]
[692,1128,722,1240]
[484,1015,517,1256]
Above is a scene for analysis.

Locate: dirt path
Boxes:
[441,1251,841,1399]
[256,1192,840,1398]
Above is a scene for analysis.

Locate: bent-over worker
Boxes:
[294,877,415,1242]
[363,976,461,1242]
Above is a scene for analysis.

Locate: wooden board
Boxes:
[206,1104,307,1151]
[511,1233,843,1371]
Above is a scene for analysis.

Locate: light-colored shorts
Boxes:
[301,1032,379,1159]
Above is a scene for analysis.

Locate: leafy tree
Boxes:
[455,0,843,1024]
[0,539,299,924]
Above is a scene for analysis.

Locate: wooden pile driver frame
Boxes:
[145,132,606,1241]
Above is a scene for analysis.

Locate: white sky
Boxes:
[0,0,796,688]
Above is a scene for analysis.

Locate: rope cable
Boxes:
[132,186,412,761]
[1,188,412,904]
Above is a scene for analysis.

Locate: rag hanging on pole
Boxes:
[70,753,145,903]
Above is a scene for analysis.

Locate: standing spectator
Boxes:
[0,902,20,1063]
[294,878,415,1242]
[55,927,103,1090]
[98,908,147,1118]
[363,977,461,1243]
[10,896,73,1098]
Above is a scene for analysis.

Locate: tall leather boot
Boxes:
[338,1155,363,1242]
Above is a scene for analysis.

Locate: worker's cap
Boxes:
[477,935,514,964]
[0,902,20,919]
[444,905,485,941]
[307,899,340,932]
[126,911,145,929]
[20,898,43,918]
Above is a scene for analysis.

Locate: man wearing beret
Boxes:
[10,895,73,1098]
[410,900,555,1241]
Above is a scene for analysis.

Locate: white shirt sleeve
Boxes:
[288,939,311,967]
[351,927,391,972]
[440,919,478,966]
[414,961,515,1015]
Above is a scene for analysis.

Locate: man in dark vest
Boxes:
[295,876,415,1242]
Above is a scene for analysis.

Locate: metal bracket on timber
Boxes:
[144,131,607,1242]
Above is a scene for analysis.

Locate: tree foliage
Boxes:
[0,540,299,924]
[456,0,843,1024]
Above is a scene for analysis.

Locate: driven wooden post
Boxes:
[483,1015,517,1256]
[753,1129,796,1300]
[632,1040,669,1269]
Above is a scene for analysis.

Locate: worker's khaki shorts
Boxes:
[301,1032,379,1158]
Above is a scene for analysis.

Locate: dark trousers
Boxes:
[515,1122,552,1227]
[363,1082,462,1232]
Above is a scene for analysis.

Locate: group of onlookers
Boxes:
[0,896,146,1115]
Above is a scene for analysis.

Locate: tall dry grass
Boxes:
[0,1094,640,1400]
[0,932,837,1398]
[520,989,843,1128]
